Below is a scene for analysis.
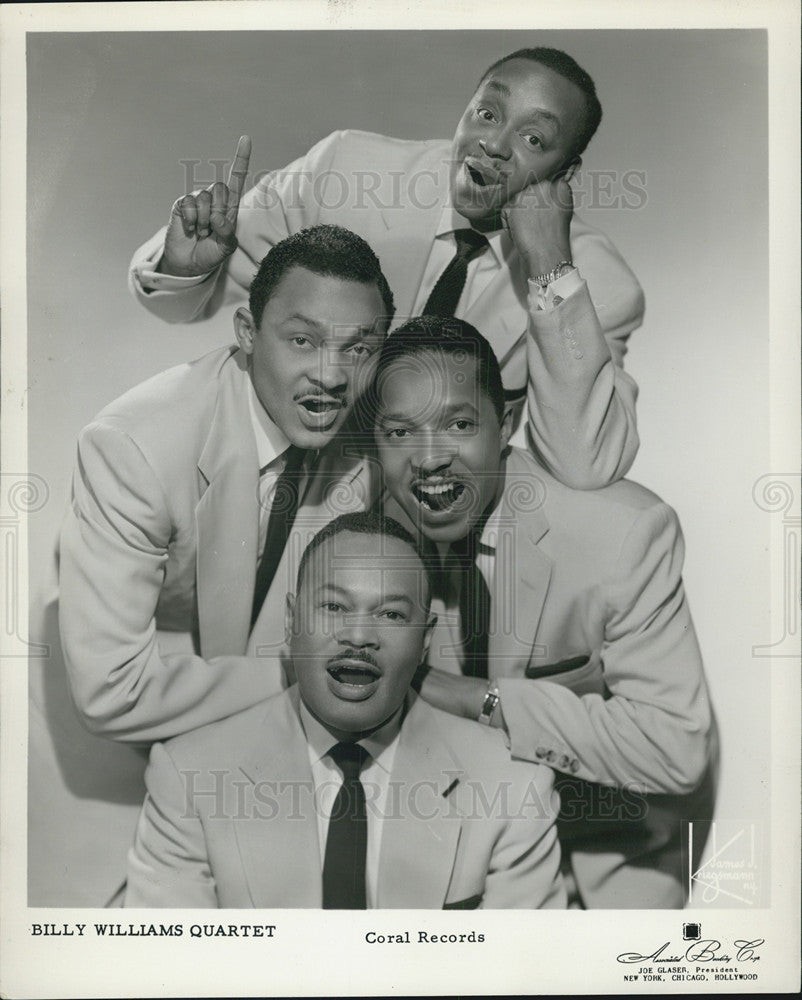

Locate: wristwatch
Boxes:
[533,260,574,287]
[477,682,500,725]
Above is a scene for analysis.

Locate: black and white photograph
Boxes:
[1,1,799,996]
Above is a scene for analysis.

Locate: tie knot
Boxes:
[329,741,369,780]
[282,444,306,473]
[259,444,305,479]
[453,228,489,262]
[451,530,480,565]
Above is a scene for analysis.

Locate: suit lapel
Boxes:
[232,693,471,909]
[465,240,529,374]
[488,451,553,672]
[195,351,260,658]
[247,449,372,654]
[371,140,527,372]
[376,697,465,908]
[378,155,449,318]
[233,690,323,907]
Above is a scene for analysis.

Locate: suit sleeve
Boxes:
[59,421,285,743]
[500,503,713,795]
[481,763,565,909]
[523,220,644,489]
[128,131,347,324]
[125,742,217,907]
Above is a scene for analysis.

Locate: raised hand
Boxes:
[501,173,574,279]
[159,135,251,278]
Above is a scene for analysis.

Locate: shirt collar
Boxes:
[246,376,292,471]
[478,496,503,554]
[435,203,510,266]
[299,698,404,776]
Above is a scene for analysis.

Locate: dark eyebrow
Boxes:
[374,594,415,608]
[281,314,325,331]
[377,400,480,425]
[313,583,350,598]
[481,80,562,131]
[335,325,383,346]
[376,408,416,424]
[313,583,415,609]
[526,107,561,129]
[442,400,480,419]
[483,79,510,98]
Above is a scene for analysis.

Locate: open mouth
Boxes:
[464,160,502,191]
[296,395,344,429]
[412,480,466,513]
[298,396,343,415]
[327,657,381,688]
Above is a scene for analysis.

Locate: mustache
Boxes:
[294,390,346,403]
[326,649,380,670]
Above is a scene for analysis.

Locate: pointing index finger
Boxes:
[226,135,252,215]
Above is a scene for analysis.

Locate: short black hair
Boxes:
[371,315,506,424]
[294,511,435,608]
[480,47,602,158]
[248,224,395,328]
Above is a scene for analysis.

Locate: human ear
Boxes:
[499,407,514,451]
[421,613,437,662]
[234,307,257,355]
[284,593,296,644]
[561,155,582,183]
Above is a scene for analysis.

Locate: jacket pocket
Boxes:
[443,893,482,910]
[525,654,590,679]
[526,653,607,697]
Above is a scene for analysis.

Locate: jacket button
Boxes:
[570,759,580,773]
[558,754,570,768]
[535,746,547,759]
[546,750,556,763]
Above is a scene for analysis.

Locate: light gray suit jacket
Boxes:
[59,345,370,743]
[125,690,566,909]
[418,447,716,908]
[130,130,645,488]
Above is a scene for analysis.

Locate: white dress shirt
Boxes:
[413,204,581,320]
[427,502,502,678]
[137,202,579,314]
[247,378,310,564]
[299,701,403,908]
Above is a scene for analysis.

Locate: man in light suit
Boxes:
[371,316,716,908]
[129,47,644,489]
[125,513,565,909]
[60,225,391,743]
[54,227,392,904]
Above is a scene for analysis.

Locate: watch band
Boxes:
[477,682,500,725]
[533,260,574,287]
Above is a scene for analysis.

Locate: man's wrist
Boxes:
[157,258,207,279]
[531,260,575,288]
[521,245,573,279]
[462,676,491,720]
[476,682,500,725]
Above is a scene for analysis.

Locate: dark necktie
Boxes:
[250,445,306,629]
[423,229,489,316]
[322,742,370,909]
[452,532,490,680]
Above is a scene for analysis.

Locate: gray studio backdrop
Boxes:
[26,30,769,905]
